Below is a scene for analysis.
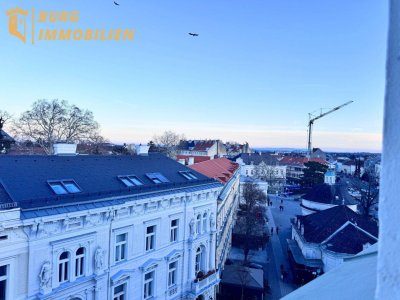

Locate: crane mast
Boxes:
[307,101,354,157]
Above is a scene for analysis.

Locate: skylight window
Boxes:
[49,182,68,195]
[48,180,81,195]
[146,173,170,184]
[63,181,81,193]
[179,171,198,180]
[119,175,144,187]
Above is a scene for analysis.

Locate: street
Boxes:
[227,195,302,299]
[266,194,301,299]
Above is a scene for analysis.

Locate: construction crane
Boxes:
[307,101,354,157]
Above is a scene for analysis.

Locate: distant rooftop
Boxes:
[189,157,239,184]
[295,205,378,251]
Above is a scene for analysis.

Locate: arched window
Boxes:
[195,247,203,275]
[75,247,85,278]
[202,213,207,233]
[58,251,70,283]
[196,215,201,234]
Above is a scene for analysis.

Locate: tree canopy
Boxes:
[300,161,328,187]
[13,99,102,154]
[152,130,185,158]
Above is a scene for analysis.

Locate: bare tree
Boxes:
[237,182,267,262]
[254,161,284,193]
[353,172,379,218]
[13,99,102,154]
[234,264,251,300]
[0,110,12,131]
[152,130,185,159]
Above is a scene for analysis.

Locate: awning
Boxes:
[287,239,323,268]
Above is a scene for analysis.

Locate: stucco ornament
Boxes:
[95,247,105,271]
[210,212,216,228]
[39,261,52,290]
[189,218,195,236]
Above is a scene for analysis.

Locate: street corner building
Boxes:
[0,146,223,300]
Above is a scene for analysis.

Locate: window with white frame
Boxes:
[113,283,126,300]
[168,261,177,287]
[143,270,155,299]
[196,214,201,234]
[202,212,207,233]
[0,265,7,300]
[115,233,127,262]
[58,251,70,283]
[146,225,156,251]
[195,247,203,275]
[75,247,85,277]
[170,219,178,242]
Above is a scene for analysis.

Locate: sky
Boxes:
[0,0,388,152]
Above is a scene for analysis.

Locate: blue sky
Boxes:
[0,0,388,151]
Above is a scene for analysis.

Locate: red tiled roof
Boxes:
[176,155,211,164]
[193,140,215,151]
[189,157,239,183]
[279,156,328,166]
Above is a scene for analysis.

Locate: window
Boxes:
[58,251,70,283]
[179,171,198,180]
[115,233,127,262]
[196,215,201,234]
[75,247,85,277]
[168,261,177,287]
[63,181,81,193]
[202,213,207,233]
[0,265,7,300]
[170,219,178,242]
[146,173,170,184]
[114,283,126,300]
[146,226,156,251]
[195,247,203,274]
[119,175,143,187]
[49,182,68,195]
[143,271,154,299]
[48,180,81,195]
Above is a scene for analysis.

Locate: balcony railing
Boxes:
[192,270,219,295]
[167,285,178,297]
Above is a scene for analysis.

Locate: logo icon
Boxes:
[6,7,29,43]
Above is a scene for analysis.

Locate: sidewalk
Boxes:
[267,206,296,298]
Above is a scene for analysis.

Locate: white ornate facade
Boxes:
[0,155,222,300]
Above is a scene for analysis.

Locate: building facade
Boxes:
[0,151,222,300]
[236,153,286,193]
[188,158,241,273]
[288,205,378,285]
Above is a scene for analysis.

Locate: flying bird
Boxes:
[188,33,199,37]
[114,1,120,5]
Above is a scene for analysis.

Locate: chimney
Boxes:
[135,144,150,156]
[53,143,77,156]
[188,157,195,165]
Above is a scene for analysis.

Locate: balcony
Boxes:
[167,285,178,297]
[191,270,219,296]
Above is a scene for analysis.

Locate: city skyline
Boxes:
[1,0,388,152]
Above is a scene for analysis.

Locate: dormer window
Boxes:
[48,180,81,195]
[49,182,68,195]
[179,171,198,180]
[146,173,170,184]
[63,181,81,193]
[118,175,144,187]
